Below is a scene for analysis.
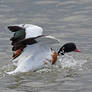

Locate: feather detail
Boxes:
[13,47,23,59]
[51,51,58,65]
[8,25,24,32]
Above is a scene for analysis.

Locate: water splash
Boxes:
[57,54,87,69]
[36,54,87,73]
[0,63,15,78]
[0,53,87,75]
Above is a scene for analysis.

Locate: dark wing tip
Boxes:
[8,26,24,32]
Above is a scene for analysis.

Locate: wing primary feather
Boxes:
[8,26,24,32]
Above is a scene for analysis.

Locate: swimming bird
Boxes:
[7,24,81,74]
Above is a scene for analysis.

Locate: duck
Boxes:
[7,24,81,74]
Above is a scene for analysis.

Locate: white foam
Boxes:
[57,54,87,69]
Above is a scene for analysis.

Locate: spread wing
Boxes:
[8,24,59,59]
[36,35,59,47]
[13,35,59,50]
[8,24,43,51]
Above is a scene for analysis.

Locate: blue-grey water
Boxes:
[0,0,92,92]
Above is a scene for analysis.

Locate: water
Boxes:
[0,0,92,91]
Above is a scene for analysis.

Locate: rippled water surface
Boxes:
[0,0,92,92]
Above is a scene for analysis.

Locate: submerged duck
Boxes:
[7,24,80,74]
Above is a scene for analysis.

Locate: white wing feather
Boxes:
[24,24,43,38]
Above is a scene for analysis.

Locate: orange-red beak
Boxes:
[74,49,81,52]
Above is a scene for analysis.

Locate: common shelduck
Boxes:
[7,24,81,74]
